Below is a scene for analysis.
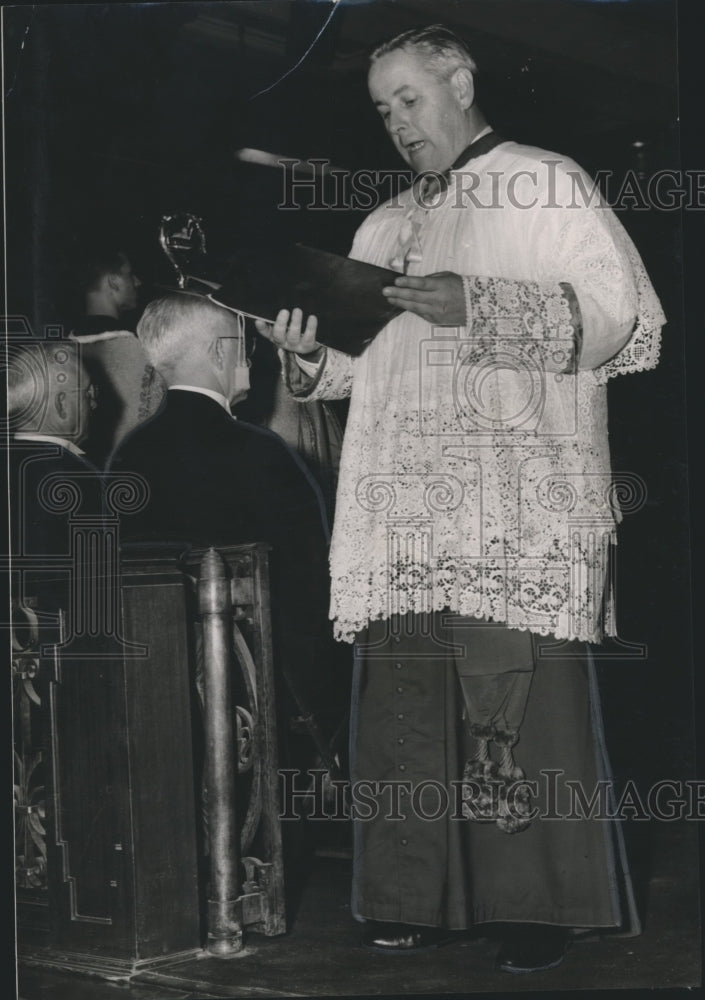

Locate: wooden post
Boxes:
[199,548,243,956]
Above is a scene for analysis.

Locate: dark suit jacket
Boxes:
[110,389,343,737]
[8,439,101,641]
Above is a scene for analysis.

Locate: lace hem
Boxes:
[331,557,614,646]
[333,602,612,647]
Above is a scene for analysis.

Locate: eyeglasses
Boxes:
[63,383,98,408]
[220,335,256,368]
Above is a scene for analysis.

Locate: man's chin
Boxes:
[406,151,446,176]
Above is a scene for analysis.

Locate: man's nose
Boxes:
[388,107,408,135]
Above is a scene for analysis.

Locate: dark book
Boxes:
[209,243,402,356]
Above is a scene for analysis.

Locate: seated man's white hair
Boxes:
[137,293,236,374]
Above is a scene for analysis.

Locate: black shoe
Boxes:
[495,924,571,973]
[361,921,452,954]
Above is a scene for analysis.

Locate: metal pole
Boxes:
[199,548,242,956]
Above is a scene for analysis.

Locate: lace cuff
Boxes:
[461,275,581,374]
[281,346,355,401]
[550,203,665,382]
[591,236,665,382]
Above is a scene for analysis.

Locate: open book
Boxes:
[209,243,403,357]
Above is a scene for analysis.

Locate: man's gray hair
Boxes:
[370,24,478,80]
[8,341,79,420]
[137,293,236,373]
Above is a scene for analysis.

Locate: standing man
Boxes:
[259,25,665,972]
[74,246,142,333]
[69,246,165,465]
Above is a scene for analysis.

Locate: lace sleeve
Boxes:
[550,200,664,382]
[591,223,665,381]
[281,346,355,401]
[461,275,581,373]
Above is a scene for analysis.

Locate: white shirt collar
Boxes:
[14,432,86,457]
[169,385,233,416]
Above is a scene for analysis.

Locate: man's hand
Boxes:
[382,272,466,326]
[255,308,323,357]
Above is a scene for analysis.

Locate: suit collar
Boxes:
[168,385,233,416]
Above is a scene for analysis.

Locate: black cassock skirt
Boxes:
[350,614,640,932]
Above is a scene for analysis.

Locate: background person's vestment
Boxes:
[69,320,165,465]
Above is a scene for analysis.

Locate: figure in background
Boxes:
[69,245,165,465]
[8,341,99,627]
[260,24,665,973]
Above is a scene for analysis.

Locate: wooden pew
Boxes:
[16,542,285,978]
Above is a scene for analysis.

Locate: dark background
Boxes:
[2,0,693,794]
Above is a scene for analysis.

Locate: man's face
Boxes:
[368,48,471,174]
[113,257,142,314]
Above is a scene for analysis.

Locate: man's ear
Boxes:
[106,271,121,293]
[451,67,475,110]
[211,337,225,371]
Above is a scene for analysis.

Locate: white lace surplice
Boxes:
[284,142,665,644]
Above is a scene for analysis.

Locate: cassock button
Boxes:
[399,763,406,771]
[397,713,404,720]
[395,662,403,670]
[401,838,408,846]
[398,737,405,745]
[396,686,404,694]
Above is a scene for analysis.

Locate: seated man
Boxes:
[69,245,165,465]
[110,294,344,763]
[8,340,99,630]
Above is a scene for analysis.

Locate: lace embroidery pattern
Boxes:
[138,364,164,421]
[461,276,579,372]
[325,385,633,644]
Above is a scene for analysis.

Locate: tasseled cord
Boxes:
[462,724,533,834]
